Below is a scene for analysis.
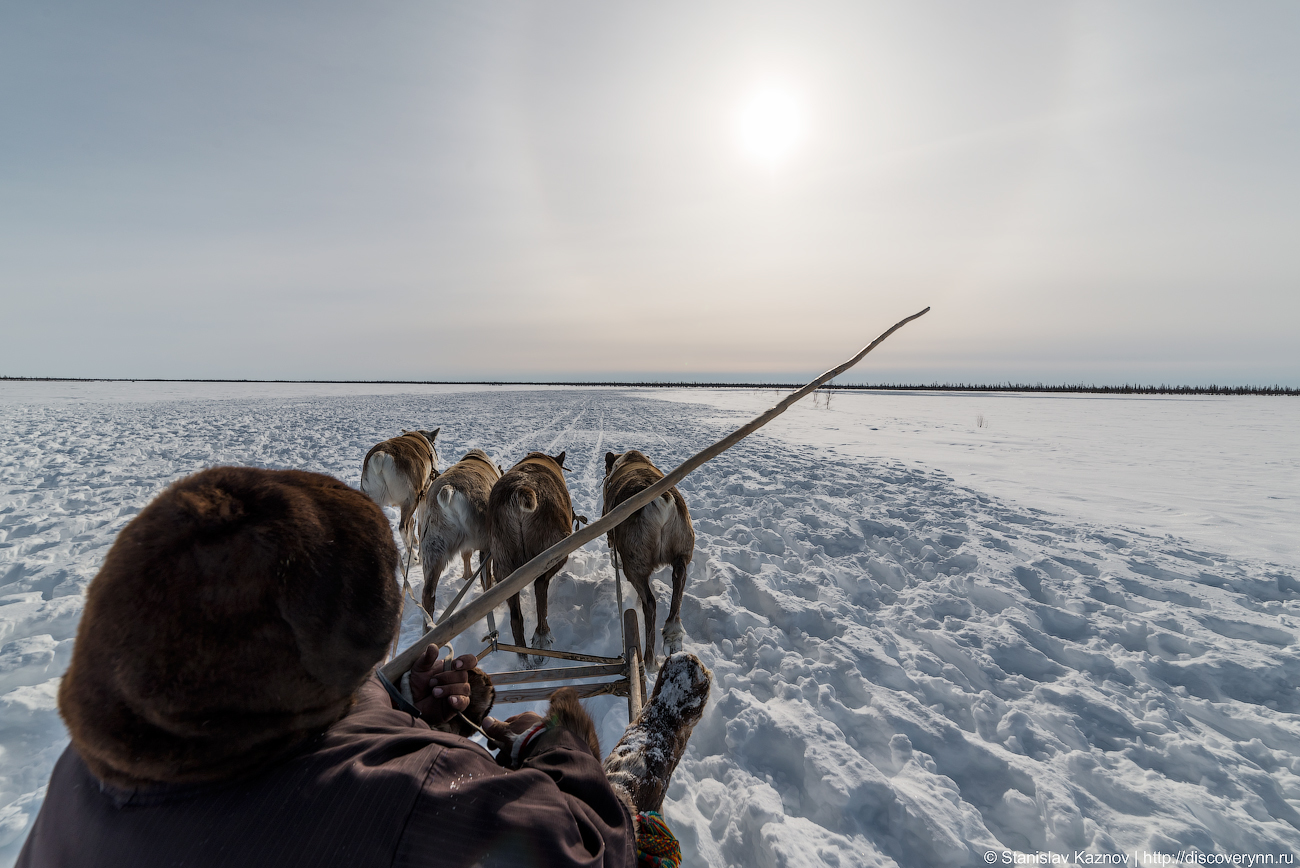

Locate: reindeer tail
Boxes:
[640,491,675,528]
[437,484,475,527]
[360,451,396,506]
[512,486,538,514]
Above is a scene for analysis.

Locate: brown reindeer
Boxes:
[487,451,573,668]
[419,449,501,622]
[603,450,695,670]
[359,429,439,562]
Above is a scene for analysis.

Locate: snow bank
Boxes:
[644,388,1300,569]
[2,384,1298,866]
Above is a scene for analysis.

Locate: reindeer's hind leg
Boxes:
[399,503,419,563]
[529,561,564,668]
[419,543,451,628]
[663,555,689,656]
[477,550,499,642]
[507,591,530,669]
[624,567,659,671]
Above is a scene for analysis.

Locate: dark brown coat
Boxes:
[419,449,501,620]
[360,428,439,559]
[21,677,635,868]
[602,451,695,669]
[487,451,574,667]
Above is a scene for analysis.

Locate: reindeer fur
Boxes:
[547,687,601,760]
[360,428,439,560]
[487,451,574,668]
[603,450,695,669]
[603,653,711,814]
[419,449,501,620]
[59,467,402,788]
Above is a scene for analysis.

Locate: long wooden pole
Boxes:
[382,306,930,681]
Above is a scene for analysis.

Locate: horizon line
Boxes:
[1,377,1296,396]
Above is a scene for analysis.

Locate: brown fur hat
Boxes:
[58,466,402,788]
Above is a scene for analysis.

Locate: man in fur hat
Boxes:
[18,466,709,868]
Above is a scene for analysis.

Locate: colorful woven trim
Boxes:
[510,721,548,767]
[635,811,681,868]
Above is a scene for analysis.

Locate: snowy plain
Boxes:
[1,382,1298,867]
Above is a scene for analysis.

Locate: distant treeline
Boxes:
[494,381,1298,395]
[814,383,1300,396]
[2,376,1296,395]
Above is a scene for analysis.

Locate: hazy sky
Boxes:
[2,2,1297,384]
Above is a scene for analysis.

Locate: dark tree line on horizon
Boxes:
[2,376,1296,396]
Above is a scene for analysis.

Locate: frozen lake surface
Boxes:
[2,383,1298,866]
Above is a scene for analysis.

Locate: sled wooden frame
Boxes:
[429,555,649,718]
[382,306,930,720]
[472,608,647,718]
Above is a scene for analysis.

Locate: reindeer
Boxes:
[487,451,574,668]
[603,450,694,670]
[359,428,438,562]
[419,449,502,623]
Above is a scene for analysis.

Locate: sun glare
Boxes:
[735,85,805,168]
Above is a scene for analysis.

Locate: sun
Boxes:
[735,84,805,168]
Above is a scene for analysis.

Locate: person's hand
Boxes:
[482,712,543,744]
[483,712,545,767]
[409,644,479,725]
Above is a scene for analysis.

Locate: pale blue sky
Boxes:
[2,2,1297,384]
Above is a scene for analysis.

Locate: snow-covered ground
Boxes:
[647,388,1300,570]
[2,383,1298,866]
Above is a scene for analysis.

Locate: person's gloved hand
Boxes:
[483,712,545,768]
[409,644,479,725]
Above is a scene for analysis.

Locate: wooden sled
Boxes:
[430,552,648,720]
